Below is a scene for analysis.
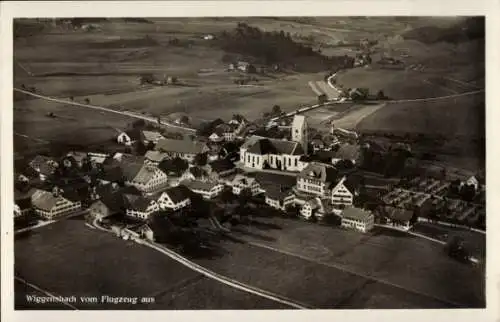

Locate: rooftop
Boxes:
[298,162,338,184]
[245,136,304,156]
[342,207,373,222]
[155,138,208,155]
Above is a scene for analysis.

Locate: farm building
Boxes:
[157,185,192,211]
[121,162,169,194]
[123,194,159,220]
[30,187,82,220]
[229,174,261,196]
[144,150,169,166]
[380,206,415,231]
[263,185,295,212]
[340,207,374,233]
[300,197,338,220]
[183,180,224,200]
[207,159,236,180]
[155,138,209,163]
[89,192,125,221]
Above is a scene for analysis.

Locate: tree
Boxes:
[272,104,282,116]
[445,236,469,262]
[376,90,387,100]
[84,98,90,105]
[179,115,190,125]
[158,157,188,177]
[194,153,208,166]
[135,141,148,156]
[132,119,146,129]
[220,186,236,204]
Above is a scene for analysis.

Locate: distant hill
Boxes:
[216,22,355,73]
[403,17,484,44]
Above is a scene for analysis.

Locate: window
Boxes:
[288,158,291,166]
[295,158,298,167]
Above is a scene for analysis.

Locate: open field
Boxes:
[357,93,485,137]
[226,216,485,308]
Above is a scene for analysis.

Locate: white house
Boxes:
[341,207,374,233]
[209,132,224,143]
[184,180,224,199]
[264,186,295,211]
[157,185,192,211]
[229,174,261,196]
[331,177,355,208]
[296,162,338,198]
[117,129,145,146]
[381,206,414,231]
[240,136,305,172]
[124,194,160,220]
[155,138,209,163]
[122,163,169,194]
[30,188,81,220]
[300,197,337,220]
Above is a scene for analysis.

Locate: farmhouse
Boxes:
[183,180,224,199]
[121,162,169,194]
[209,131,224,143]
[65,151,89,168]
[123,194,159,220]
[381,206,415,231]
[229,174,261,196]
[142,130,165,145]
[88,152,109,166]
[30,188,82,220]
[144,150,169,166]
[263,185,295,211]
[341,207,374,233]
[28,155,59,181]
[117,128,145,146]
[240,136,305,172]
[157,185,192,211]
[155,138,209,163]
[89,192,125,221]
[300,197,337,220]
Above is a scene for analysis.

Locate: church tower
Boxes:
[292,115,308,155]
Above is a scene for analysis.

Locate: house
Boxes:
[229,61,256,73]
[123,194,159,220]
[291,115,308,155]
[30,187,82,220]
[331,143,361,165]
[228,114,247,126]
[300,197,337,220]
[144,150,169,166]
[88,152,109,167]
[311,138,325,152]
[381,206,415,231]
[28,155,59,181]
[461,175,480,191]
[296,162,338,198]
[65,151,89,168]
[263,185,295,211]
[14,196,32,219]
[207,159,236,180]
[121,162,169,194]
[157,185,192,211]
[117,128,146,146]
[240,136,305,172]
[340,207,374,233]
[89,192,125,221]
[229,174,261,196]
[155,138,209,163]
[331,176,355,208]
[95,166,125,186]
[183,180,224,199]
[214,123,244,142]
[208,131,224,143]
[142,130,165,145]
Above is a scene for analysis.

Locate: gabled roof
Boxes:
[29,155,58,176]
[142,130,164,142]
[244,136,303,156]
[31,189,69,212]
[132,165,163,185]
[264,185,293,200]
[144,150,169,163]
[162,185,192,203]
[232,174,257,187]
[124,194,155,211]
[120,162,144,182]
[382,206,414,222]
[342,207,372,221]
[183,180,221,192]
[209,158,235,173]
[298,162,338,184]
[155,138,208,155]
[96,166,124,183]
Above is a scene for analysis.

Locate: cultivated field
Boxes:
[225,216,485,308]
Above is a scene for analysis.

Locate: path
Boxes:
[90,219,311,309]
[13,88,197,133]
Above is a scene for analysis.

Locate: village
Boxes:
[14,101,486,260]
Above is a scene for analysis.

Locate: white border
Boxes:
[1,1,499,322]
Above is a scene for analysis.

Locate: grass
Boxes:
[15,220,202,309]
[225,216,485,308]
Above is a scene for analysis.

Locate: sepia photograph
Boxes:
[7,12,490,313]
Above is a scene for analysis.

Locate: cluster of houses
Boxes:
[13,112,392,235]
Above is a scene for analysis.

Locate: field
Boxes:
[224,216,485,308]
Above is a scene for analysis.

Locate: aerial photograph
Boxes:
[13,16,485,310]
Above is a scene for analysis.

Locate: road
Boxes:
[14,88,197,133]
[90,219,310,309]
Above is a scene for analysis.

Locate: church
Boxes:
[239,115,309,172]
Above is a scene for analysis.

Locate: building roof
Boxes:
[31,189,69,212]
[97,166,124,183]
[264,185,293,200]
[245,136,303,156]
[332,143,361,161]
[98,192,125,213]
[120,162,144,182]
[189,166,207,178]
[342,207,372,222]
[183,180,221,192]
[142,130,164,142]
[232,174,257,187]
[209,158,235,173]
[383,206,414,222]
[133,165,163,185]
[254,172,296,188]
[155,138,207,155]
[113,153,145,165]
[162,185,192,203]
[29,155,58,176]
[144,150,168,163]
[124,194,155,211]
[67,151,88,163]
[298,162,338,184]
[16,196,32,210]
